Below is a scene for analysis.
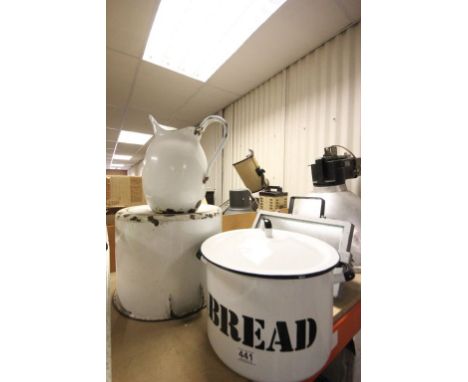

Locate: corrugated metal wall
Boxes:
[221,72,286,202]
[284,23,361,195]
[203,23,361,201]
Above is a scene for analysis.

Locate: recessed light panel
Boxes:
[113,154,132,161]
[118,130,153,145]
[143,0,287,82]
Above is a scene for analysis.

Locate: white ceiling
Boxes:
[106,0,361,169]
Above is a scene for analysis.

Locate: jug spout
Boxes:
[149,114,177,136]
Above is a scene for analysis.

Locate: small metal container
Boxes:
[259,186,288,211]
[224,189,256,215]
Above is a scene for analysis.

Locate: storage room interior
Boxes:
[107,1,361,382]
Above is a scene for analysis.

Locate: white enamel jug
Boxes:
[142,114,228,213]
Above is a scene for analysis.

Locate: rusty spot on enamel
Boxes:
[130,216,141,222]
[147,216,159,227]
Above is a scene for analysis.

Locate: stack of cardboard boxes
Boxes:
[106,175,145,271]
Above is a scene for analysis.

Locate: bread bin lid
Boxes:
[200,224,340,279]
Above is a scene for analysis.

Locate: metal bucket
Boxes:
[114,204,221,321]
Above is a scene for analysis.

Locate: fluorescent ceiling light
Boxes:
[110,164,125,168]
[113,154,132,161]
[118,130,152,145]
[143,0,287,82]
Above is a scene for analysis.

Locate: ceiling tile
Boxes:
[114,142,149,156]
[106,141,117,150]
[207,0,352,95]
[107,49,139,107]
[333,0,361,23]
[132,152,145,161]
[129,62,203,118]
[175,85,239,124]
[107,105,125,129]
[107,0,160,58]
[121,108,155,134]
[106,127,120,141]
[166,117,195,129]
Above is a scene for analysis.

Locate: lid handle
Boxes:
[262,218,273,238]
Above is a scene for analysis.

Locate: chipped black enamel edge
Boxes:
[168,284,205,319]
[113,292,205,322]
[118,212,219,222]
[198,251,340,280]
[147,216,159,227]
[116,207,221,223]
[161,208,178,214]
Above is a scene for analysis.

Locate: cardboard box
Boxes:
[106,213,116,226]
[106,175,145,208]
[222,212,257,232]
[107,225,116,272]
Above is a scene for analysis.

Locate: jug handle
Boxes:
[196,115,228,183]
